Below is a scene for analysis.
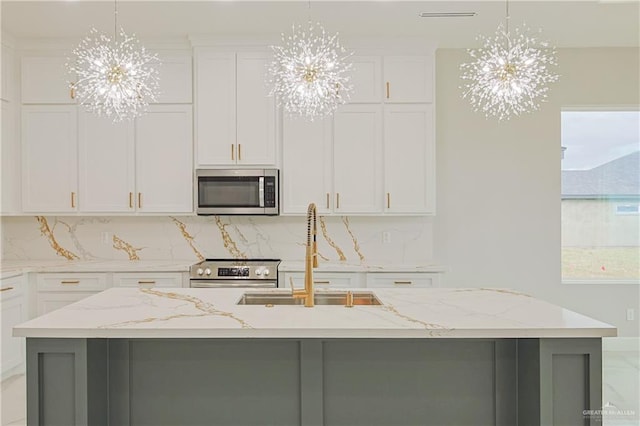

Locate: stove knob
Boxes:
[255,269,263,276]
[204,268,212,276]
[263,269,270,276]
[196,268,204,276]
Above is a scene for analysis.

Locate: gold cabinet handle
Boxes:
[231,144,235,161]
[326,193,330,209]
[387,192,391,209]
[336,193,340,209]
[71,192,76,208]
[138,193,142,209]
[314,280,331,284]
[393,280,413,285]
[0,287,14,292]
[345,291,354,308]
[238,144,242,161]
[61,280,80,285]
[137,280,156,285]
[129,192,133,209]
[386,82,390,99]
[70,83,76,100]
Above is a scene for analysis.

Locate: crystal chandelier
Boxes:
[460,0,559,120]
[67,0,159,122]
[268,20,353,120]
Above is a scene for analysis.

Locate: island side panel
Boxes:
[518,338,603,426]
[26,338,108,426]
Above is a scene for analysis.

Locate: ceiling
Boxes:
[1,1,639,48]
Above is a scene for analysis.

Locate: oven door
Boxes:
[190,280,277,288]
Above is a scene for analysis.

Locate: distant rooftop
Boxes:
[562,151,640,199]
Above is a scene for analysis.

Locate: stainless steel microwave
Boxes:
[195,169,279,215]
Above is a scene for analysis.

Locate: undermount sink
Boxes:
[237,291,383,306]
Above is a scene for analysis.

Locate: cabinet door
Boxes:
[383,56,433,103]
[21,55,76,104]
[349,56,381,103]
[135,104,193,213]
[366,272,439,288]
[22,105,78,212]
[195,50,236,166]
[78,111,135,212]
[282,117,332,214]
[36,292,97,316]
[1,278,26,376]
[283,272,364,289]
[1,43,15,102]
[153,51,192,104]
[384,104,435,214]
[1,100,20,213]
[333,105,382,214]
[236,52,276,165]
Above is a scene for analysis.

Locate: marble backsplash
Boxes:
[1,215,434,264]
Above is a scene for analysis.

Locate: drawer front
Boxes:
[37,273,108,292]
[282,272,364,289]
[36,292,98,316]
[0,275,25,302]
[366,273,437,288]
[113,272,183,288]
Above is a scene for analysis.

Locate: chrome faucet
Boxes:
[292,203,318,307]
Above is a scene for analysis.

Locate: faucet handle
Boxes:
[345,291,354,308]
[290,277,306,297]
[289,276,295,292]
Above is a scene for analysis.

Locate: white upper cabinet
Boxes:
[78,111,135,212]
[281,117,332,215]
[135,104,193,213]
[153,51,193,104]
[22,105,78,212]
[195,48,275,167]
[383,56,433,103]
[384,104,435,214]
[333,104,383,214]
[1,101,21,214]
[1,43,16,102]
[348,56,382,103]
[21,55,76,104]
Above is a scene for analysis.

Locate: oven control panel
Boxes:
[190,260,279,281]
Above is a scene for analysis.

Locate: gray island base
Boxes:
[15,288,615,426]
[27,337,602,426]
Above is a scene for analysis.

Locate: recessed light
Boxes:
[418,12,477,18]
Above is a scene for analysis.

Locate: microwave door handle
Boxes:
[259,177,265,207]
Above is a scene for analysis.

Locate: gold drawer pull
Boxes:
[238,144,242,161]
[387,192,390,209]
[137,280,156,285]
[393,280,413,285]
[326,193,330,209]
[386,82,390,99]
[336,193,340,209]
[70,83,76,100]
[314,280,331,284]
[129,192,133,208]
[61,280,80,285]
[71,192,76,208]
[138,192,142,209]
[0,287,14,292]
[231,144,235,161]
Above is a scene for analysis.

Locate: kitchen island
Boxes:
[14,287,616,426]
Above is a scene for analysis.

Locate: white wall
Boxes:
[434,47,640,337]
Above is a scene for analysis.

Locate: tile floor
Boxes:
[1,341,639,426]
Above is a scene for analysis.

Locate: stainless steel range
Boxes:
[189,259,280,288]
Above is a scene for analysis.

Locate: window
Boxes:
[561,109,640,283]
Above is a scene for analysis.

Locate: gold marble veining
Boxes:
[454,288,532,298]
[381,304,450,336]
[170,217,205,261]
[214,216,247,259]
[319,216,346,261]
[112,234,142,260]
[141,288,252,328]
[341,216,365,262]
[35,216,79,260]
[101,313,209,329]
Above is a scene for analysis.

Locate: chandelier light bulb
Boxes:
[268,21,353,121]
[67,28,160,122]
[460,23,559,121]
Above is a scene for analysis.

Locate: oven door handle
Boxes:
[190,280,276,288]
[258,176,265,208]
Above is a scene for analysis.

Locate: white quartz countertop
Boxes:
[0,260,194,278]
[278,261,447,273]
[14,287,617,339]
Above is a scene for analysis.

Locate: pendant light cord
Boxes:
[114,0,118,41]
[505,0,510,35]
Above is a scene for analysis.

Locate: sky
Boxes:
[561,110,640,171]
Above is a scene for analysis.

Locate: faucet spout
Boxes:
[292,203,318,307]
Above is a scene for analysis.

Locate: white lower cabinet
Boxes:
[281,272,365,289]
[366,272,440,288]
[112,272,184,288]
[1,276,27,378]
[35,273,108,316]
